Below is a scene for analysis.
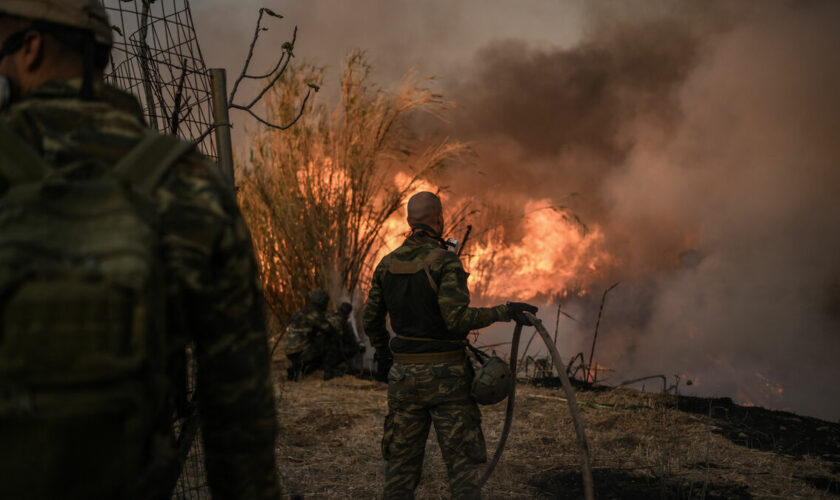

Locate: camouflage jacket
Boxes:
[363,233,509,354]
[294,305,336,339]
[0,80,280,499]
[327,312,355,341]
[285,305,335,356]
[327,312,360,352]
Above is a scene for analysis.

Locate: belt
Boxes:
[393,349,466,364]
[393,334,466,344]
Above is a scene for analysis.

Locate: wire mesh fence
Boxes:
[103,0,217,160]
[100,1,214,498]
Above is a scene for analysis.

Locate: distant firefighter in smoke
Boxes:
[285,288,344,381]
[363,191,537,498]
[327,301,366,372]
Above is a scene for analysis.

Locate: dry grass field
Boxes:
[272,365,839,499]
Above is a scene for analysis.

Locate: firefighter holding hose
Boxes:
[363,191,537,499]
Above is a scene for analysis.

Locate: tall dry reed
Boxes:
[238,51,465,325]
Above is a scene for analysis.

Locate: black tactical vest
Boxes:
[382,247,465,354]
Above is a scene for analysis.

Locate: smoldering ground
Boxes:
[438,1,840,420]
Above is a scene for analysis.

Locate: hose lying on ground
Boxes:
[525,311,595,500]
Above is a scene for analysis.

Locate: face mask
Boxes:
[0,75,17,111]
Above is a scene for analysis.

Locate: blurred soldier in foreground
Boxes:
[327,301,366,374]
[0,2,280,498]
[285,288,343,380]
[363,191,537,499]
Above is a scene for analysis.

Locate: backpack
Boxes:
[0,124,193,500]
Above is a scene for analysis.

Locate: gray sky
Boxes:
[193,1,586,101]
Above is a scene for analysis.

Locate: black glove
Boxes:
[507,302,539,325]
[374,349,393,382]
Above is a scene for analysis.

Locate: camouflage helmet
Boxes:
[309,288,329,309]
[471,356,512,405]
[0,0,113,47]
[338,301,353,316]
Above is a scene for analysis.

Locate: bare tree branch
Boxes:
[241,28,298,109]
[170,59,189,135]
[586,282,619,382]
[228,7,266,104]
[195,11,314,148]
[225,10,311,132]
[232,87,313,131]
[192,122,218,147]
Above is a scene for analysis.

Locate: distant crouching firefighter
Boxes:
[326,301,366,373]
[285,288,342,380]
[363,191,538,499]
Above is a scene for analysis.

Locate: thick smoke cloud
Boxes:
[608,2,840,420]
[441,2,840,419]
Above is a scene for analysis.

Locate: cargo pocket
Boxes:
[387,363,407,402]
[463,409,487,464]
[381,412,395,460]
[431,362,470,402]
[388,363,406,382]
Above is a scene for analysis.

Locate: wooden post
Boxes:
[210,68,235,185]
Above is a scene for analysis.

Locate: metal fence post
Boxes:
[210,68,235,185]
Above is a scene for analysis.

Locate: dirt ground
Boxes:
[273,366,839,499]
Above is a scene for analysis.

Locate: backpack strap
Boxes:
[387,247,450,293]
[113,132,195,197]
[421,248,450,293]
[466,343,491,361]
[0,123,49,184]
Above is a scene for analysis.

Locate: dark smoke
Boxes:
[440,2,840,420]
[439,13,717,259]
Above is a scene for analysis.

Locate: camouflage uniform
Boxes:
[285,304,340,379]
[0,80,280,499]
[327,309,362,367]
[363,233,510,499]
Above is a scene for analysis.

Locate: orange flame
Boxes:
[467,200,613,301]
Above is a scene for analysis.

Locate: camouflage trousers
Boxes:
[383,360,486,500]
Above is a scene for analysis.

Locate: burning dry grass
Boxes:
[272,365,839,499]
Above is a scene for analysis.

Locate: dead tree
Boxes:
[194,8,318,145]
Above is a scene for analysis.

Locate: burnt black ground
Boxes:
[529,468,752,500]
[532,376,840,463]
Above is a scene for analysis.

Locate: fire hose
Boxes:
[478,322,522,487]
[479,312,594,500]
